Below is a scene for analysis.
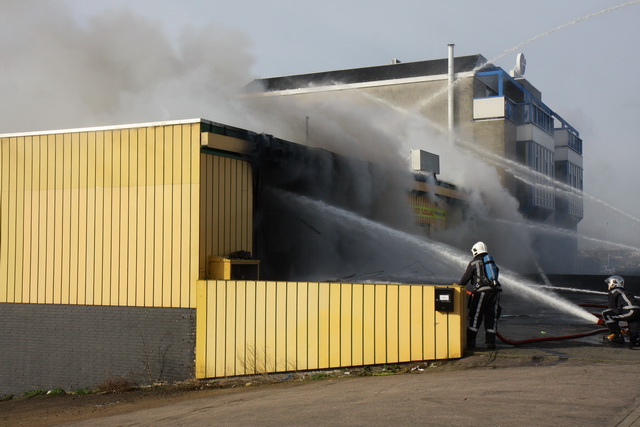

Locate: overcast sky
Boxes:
[2,0,639,255]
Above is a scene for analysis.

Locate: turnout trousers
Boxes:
[467,290,500,347]
[602,308,640,340]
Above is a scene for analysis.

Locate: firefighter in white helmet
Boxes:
[459,241,502,350]
[602,275,640,348]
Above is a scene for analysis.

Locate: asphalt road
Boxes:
[61,344,640,427]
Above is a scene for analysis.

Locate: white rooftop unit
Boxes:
[411,149,440,175]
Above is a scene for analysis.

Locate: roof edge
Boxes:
[0,118,212,138]
[248,54,489,92]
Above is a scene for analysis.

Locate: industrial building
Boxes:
[246,48,584,271]
[0,118,467,396]
[0,49,585,395]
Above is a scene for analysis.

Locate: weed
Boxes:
[309,372,329,380]
[140,334,170,383]
[240,345,272,376]
[373,364,402,375]
[95,377,136,393]
[47,388,66,396]
[23,390,47,398]
[0,394,14,402]
[74,388,92,395]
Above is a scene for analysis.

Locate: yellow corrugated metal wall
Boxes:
[195,280,464,379]
[0,124,201,307]
[199,153,253,279]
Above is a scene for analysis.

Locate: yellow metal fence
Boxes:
[196,280,465,379]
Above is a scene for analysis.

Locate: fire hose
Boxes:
[465,291,611,345]
[496,328,609,346]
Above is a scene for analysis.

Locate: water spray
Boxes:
[361,88,640,232]
[445,124,640,229]
[498,276,598,324]
[417,1,640,110]
[535,285,607,296]
[488,0,640,66]
[491,217,640,254]
[274,189,600,325]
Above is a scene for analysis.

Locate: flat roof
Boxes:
[248,54,489,92]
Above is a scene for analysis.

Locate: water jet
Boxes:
[276,190,600,325]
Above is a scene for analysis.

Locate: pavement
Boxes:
[60,340,640,427]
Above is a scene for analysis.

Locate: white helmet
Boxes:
[471,241,488,257]
[605,275,624,290]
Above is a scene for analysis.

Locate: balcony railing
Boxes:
[567,132,583,154]
[474,70,555,134]
[474,96,554,135]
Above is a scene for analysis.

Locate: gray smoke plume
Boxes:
[0,1,255,132]
[0,2,557,280]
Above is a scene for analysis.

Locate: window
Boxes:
[527,142,554,209]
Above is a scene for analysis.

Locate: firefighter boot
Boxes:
[466,330,477,350]
[485,332,496,350]
[604,333,625,346]
[628,334,639,349]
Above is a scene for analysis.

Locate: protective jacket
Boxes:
[459,254,501,293]
[607,288,640,314]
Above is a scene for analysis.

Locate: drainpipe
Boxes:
[448,44,455,145]
[305,116,310,145]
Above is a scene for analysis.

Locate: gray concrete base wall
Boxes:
[0,303,195,397]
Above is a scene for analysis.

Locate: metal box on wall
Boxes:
[435,287,455,312]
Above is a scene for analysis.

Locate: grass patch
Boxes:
[95,377,136,393]
[47,388,66,396]
[23,390,47,398]
[309,372,330,380]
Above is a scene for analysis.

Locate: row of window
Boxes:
[567,162,583,191]
[567,132,583,154]
[527,142,555,209]
[525,143,584,215]
[530,104,554,134]
[565,162,584,217]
